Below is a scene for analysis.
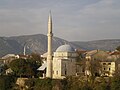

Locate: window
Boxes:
[104,68,105,70]
[103,63,106,65]
[82,68,84,72]
[56,71,58,75]
[65,70,67,75]
[109,68,111,71]
[64,63,67,75]
[108,63,111,65]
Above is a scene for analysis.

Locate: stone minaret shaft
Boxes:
[23,45,26,55]
[46,12,53,78]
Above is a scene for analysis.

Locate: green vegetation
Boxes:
[10,58,36,77]
[111,69,120,90]
[1,71,120,90]
[21,76,118,90]
[9,57,41,77]
[116,46,120,51]
[0,75,16,90]
[0,46,120,90]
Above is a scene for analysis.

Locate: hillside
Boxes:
[0,34,119,57]
[0,34,78,57]
[72,39,120,51]
[0,37,23,57]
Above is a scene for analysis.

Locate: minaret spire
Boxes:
[46,11,53,78]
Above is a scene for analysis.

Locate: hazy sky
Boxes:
[0,0,120,41]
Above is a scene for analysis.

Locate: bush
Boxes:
[34,78,52,90]
[0,75,16,90]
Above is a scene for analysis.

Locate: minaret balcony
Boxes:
[47,33,53,37]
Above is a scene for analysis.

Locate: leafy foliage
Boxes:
[1,75,120,90]
[34,78,53,90]
[10,58,40,77]
[116,46,120,51]
[111,69,120,90]
[0,75,16,90]
[30,53,42,66]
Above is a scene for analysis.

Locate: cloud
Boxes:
[69,0,120,40]
[79,0,120,20]
[0,8,48,36]
[0,0,120,41]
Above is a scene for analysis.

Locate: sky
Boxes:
[0,0,120,41]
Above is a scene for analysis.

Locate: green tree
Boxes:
[10,58,40,77]
[34,78,52,90]
[111,69,120,90]
[61,76,91,90]
[0,75,16,90]
[116,46,120,51]
[30,53,42,66]
[25,78,35,90]
[93,77,110,90]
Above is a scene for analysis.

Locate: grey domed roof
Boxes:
[56,44,75,52]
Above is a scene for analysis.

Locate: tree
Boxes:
[34,78,52,90]
[25,78,35,89]
[111,68,120,90]
[10,58,40,77]
[116,46,120,51]
[30,53,42,66]
[111,76,120,90]
[93,77,110,90]
[0,75,15,90]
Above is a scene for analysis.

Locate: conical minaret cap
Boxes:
[48,11,52,22]
[48,11,52,34]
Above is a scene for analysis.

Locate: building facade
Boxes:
[101,61,115,77]
[52,45,78,79]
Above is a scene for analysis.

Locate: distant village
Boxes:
[0,46,120,78]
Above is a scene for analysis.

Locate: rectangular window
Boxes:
[82,69,84,72]
[56,71,58,75]
[65,71,67,75]
[108,63,111,65]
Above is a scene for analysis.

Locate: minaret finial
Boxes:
[49,10,51,19]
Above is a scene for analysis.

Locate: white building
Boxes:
[101,61,115,77]
[2,54,19,64]
[52,44,78,79]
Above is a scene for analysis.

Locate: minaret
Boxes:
[23,45,26,55]
[46,12,53,78]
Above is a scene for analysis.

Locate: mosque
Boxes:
[38,12,78,79]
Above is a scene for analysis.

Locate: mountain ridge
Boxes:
[0,34,119,57]
[72,39,120,51]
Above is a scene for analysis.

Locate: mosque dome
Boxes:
[56,44,75,52]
